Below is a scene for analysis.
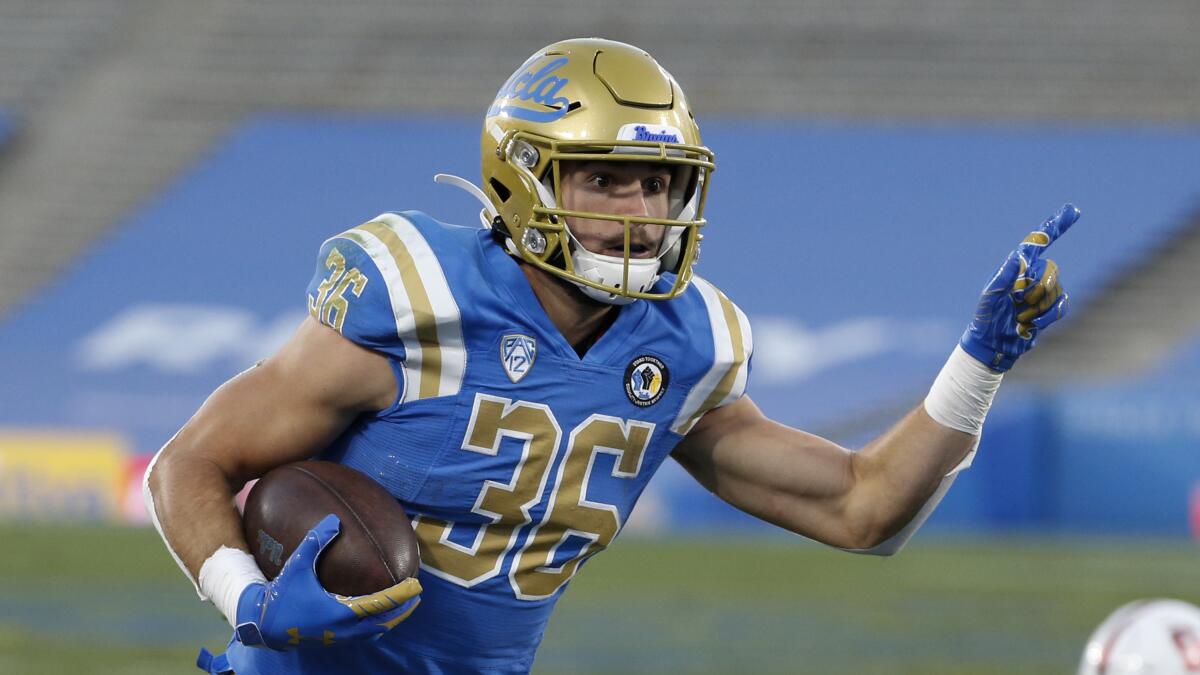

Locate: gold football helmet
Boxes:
[475,38,714,304]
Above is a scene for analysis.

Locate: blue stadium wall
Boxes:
[1,115,1198,535]
[0,111,13,147]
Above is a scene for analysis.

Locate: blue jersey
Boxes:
[228,212,752,674]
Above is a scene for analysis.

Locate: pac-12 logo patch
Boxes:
[625,355,669,407]
[501,334,537,383]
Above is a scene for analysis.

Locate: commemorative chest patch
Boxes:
[624,355,669,407]
[501,334,537,383]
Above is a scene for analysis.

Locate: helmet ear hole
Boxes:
[489,178,512,203]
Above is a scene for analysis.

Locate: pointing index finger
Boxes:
[1017,203,1080,264]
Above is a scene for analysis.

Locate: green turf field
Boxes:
[0,524,1195,674]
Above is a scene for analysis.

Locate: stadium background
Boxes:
[1,1,1199,673]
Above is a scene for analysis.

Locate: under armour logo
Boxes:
[287,628,336,646]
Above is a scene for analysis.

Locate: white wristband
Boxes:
[198,546,267,627]
[923,345,1004,436]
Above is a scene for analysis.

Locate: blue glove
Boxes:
[960,204,1079,372]
[233,514,422,650]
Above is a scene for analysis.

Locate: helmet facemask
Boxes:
[498,129,713,304]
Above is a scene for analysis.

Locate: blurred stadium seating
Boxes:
[0,1,1198,672]
[3,0,1200,318]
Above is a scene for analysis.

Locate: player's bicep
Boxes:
[672,396,860,544]
[168,316,398,484]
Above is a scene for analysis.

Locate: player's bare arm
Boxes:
[145,315,396,582]
[675,204,1079,553]
[673,395,974,550]
[148,315,423,655]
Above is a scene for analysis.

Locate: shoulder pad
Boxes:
[306,212,466,403]
[670,276,753,435]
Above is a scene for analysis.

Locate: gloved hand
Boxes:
[233,514,422,650]
[960,204,1079,372]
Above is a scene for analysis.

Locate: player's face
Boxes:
[558,161,671,258]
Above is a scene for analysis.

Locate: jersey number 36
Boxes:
[413,393,653,600]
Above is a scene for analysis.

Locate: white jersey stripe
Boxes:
[671,276,749,435]
[374,213,467,400]
[721,300,753,408]
[339,213,465,402]
[337,227,423,401]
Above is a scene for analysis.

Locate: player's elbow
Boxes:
[144,440,181,500]
[143,442,182,521]
[836,485,940,556]
[142,452,161,520]
[834,492,912,554]
[835,454,924,554]
[846,541,904,557]
[142,440,196,529]
[840,519,897,553]
[832,515,907,556]
[145,437,236,508]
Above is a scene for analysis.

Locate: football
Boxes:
[241,460,420,597]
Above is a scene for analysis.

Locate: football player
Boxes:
[144,38,1077,674]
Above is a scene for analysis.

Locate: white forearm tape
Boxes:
[198,547,267,627]
[923,345,1004,436]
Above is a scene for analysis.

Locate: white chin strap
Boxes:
[571,244,662,305]
[506,160,667,305]
[572,184,702,304]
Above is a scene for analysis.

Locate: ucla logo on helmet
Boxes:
[487,56,573,123]
[501,334,538,383]
[624,355,669,407]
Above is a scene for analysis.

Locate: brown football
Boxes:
[241,460,419,597]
